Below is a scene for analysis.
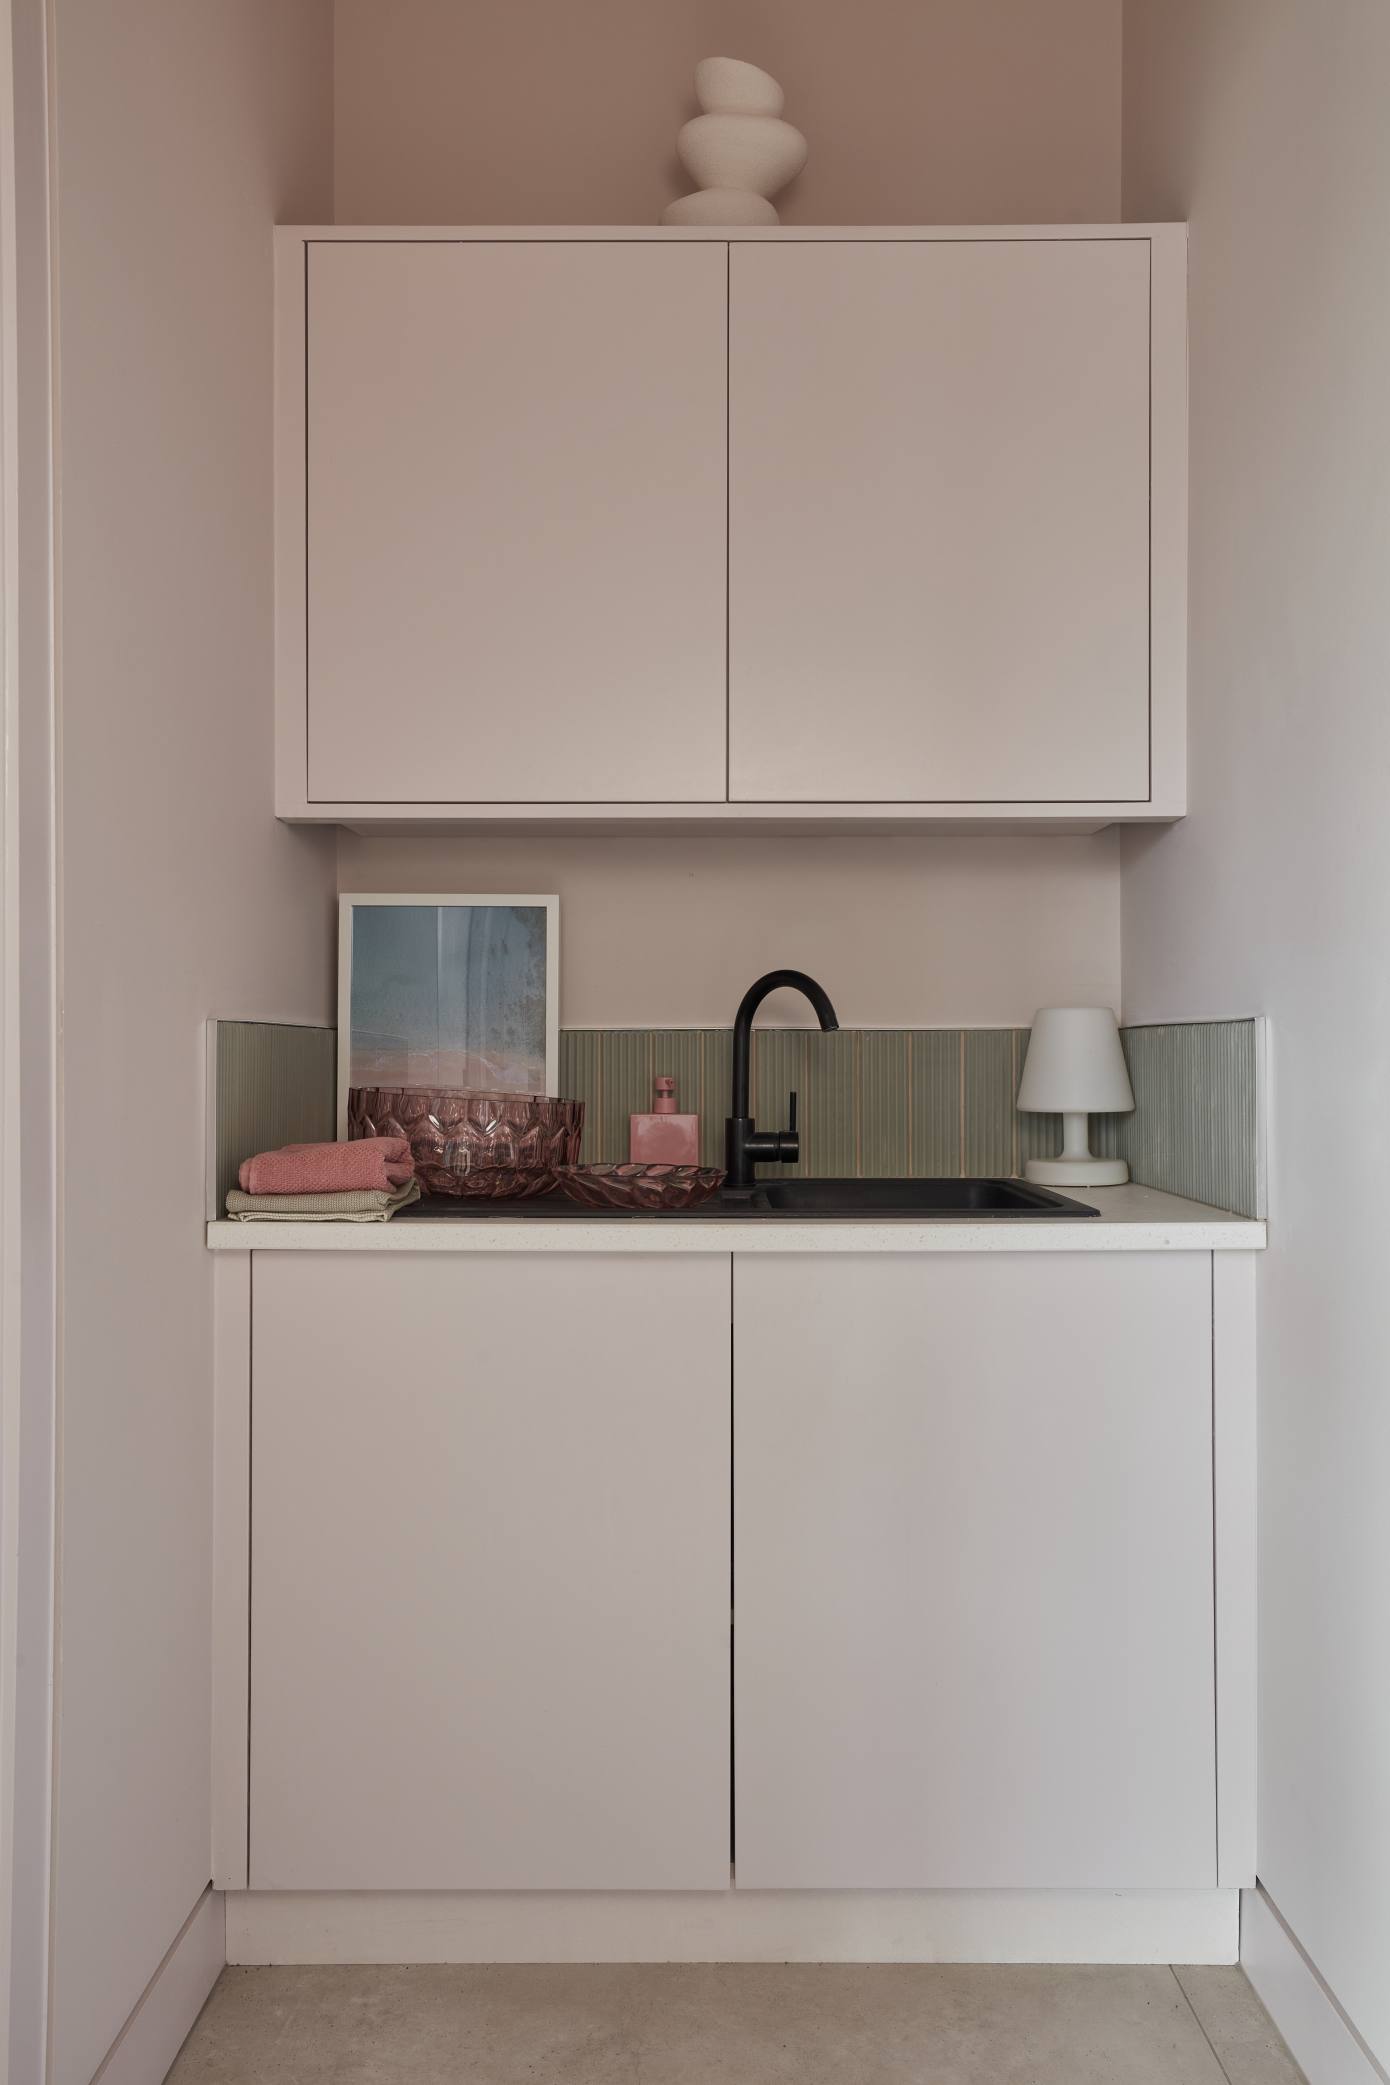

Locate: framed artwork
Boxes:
[337,894,559,1135]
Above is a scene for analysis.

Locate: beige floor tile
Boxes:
[168,1962,1237,2085]
[1174,1966,1308,2085]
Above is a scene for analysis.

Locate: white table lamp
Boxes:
[1017,1006,1135,1187]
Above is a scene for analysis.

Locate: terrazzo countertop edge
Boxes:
[207,1183,1266,1253]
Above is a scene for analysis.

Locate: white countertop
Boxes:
[206,1183,1265,1254]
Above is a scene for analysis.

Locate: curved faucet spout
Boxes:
[733,969,839,1043]
[727,969,840,1189]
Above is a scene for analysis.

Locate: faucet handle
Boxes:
[774,1089,800,1167]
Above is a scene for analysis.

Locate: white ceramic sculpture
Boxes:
[662,58,807,227]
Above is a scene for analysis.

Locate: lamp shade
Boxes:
[1017,1007,1135,1115]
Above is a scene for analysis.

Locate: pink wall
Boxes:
[333,0,1122,226]
[1123,2,1390,2068]
[47,6,336,2080]
[337,832,1122,1029]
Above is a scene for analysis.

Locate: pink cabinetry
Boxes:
[276,226,1186,830]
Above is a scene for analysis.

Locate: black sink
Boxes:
[737,1177,1098,1217]
[400,1176,1099,1221]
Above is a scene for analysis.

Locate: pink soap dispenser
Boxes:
[630,1075,700,1165]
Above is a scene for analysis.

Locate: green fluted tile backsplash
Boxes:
[1092,1019,1265,1219]
[559,1018,1266,1216]
[211,1019,336,1216]
[563,1028,1036,1181]
[214,1016,1266,1220]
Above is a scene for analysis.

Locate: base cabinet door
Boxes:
[734,1252,1216,1889]
[249,1252,731,1890]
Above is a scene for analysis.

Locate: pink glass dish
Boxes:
[556,1163,727,1212]
[348,1089,584,1199]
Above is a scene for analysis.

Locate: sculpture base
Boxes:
[662,188,778,227]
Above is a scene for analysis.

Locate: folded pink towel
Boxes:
[238,1138,415,1197]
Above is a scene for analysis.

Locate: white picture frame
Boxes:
[336,894,560,1138]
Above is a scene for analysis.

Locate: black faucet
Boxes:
[725,970,840,1190]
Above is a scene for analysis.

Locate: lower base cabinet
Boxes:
[249,1252,732,1889]
[244,1247,1222,1895]
[734,1253,1217,1888]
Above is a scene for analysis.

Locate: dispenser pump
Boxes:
[629,1073,700,1164]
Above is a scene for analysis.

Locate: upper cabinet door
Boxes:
[728,241,1153,804]
[304,242,728,804]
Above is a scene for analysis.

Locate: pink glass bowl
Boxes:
[348,1089,584,1199]
[556,1163,727,1213]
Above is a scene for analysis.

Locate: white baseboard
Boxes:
[93,1888,224,2085]
[227,1888,1237,1968]
[1241,1887,1387,2085]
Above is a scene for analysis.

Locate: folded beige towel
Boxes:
[225,1180,423,1223]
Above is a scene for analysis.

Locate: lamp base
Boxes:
[1024,1155,1129,1187]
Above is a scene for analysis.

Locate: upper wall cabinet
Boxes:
[276,227,1187,832]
